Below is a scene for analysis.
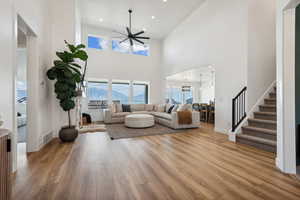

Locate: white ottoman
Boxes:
[125,114,155,128]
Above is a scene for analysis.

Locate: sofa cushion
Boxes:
[155,104,165,112]
[115,103,123,113]
[131,104,145,111]
[109,104,116,113]
[112,112,130,118]
[122,104,131,112]
[152,112,172,120]
[131,111,150,114]
[145,104,154,111]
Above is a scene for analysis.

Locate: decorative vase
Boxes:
[59,125,78,142]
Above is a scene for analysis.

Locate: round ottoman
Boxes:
[125,114,155,128]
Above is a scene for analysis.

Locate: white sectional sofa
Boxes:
[104,104,200,130]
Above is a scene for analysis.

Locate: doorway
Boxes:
[13,15,39,171]
[16,28,28,163]
[165,66,216,127]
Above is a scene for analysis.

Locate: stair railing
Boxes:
[232,87,247,132]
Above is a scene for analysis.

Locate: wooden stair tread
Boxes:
[259,104,276,108]
[254,111,276,116]
[242,126,276,135]
[237,134,276,146]
[265,98,276,101]
[248,118,276,124]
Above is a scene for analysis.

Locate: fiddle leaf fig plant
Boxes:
[47,40,88,127]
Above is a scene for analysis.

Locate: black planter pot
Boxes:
[59,126,78,142]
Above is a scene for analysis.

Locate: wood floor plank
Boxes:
[12,123,300,200]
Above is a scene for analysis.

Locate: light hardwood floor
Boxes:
[12,123,300,200]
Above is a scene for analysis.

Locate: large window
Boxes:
[182,86,193,104]
[170,88,182,104]
[132,44,149,56]
[133,83,148,104]
[112,40,130,54]
[87,35,151,56]
[87,81,108,101]
[88,35,109,50]
[112,82,130,104]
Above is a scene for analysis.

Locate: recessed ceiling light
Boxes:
[142,28,147,32]
[151,16,156,19]
[99,18,103,22]
[163,0,168,2]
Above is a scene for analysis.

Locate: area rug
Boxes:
[79,124,106,134]
[106,124,182,140]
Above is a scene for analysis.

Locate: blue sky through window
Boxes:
[133,84,147,104]
[88,36,108,50]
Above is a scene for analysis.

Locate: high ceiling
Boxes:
[80,0,205,39]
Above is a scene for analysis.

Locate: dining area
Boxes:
[192,102,215,124]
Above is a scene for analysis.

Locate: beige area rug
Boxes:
[106,124,182,140]
[79,124,106,134]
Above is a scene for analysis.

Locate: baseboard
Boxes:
[214,127,227,134]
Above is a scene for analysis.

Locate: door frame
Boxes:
[12,14,40,172]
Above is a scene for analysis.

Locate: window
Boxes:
[112,39,150,56]
[170,88,182,104]
[112,40,130,54]
[112,82,130,104]
[88,35,108,50]
[132,44,149,56]
[182,86,193,104]
[133,83,148,104]
[87,81,108,101]
[16,81,27,103]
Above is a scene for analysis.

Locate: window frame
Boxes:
[132,82,149,104]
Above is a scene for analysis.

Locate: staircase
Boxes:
[236,86,277,153]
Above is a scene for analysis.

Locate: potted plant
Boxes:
[47,41,88,142]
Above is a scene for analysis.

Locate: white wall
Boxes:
[247,0,276,110]
[50,0,78,136]
[0,0,53,171]
[162,0,248,133]
[276,0,300,174]
[81,24,163,104]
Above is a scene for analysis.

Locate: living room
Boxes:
[2,0,300,199]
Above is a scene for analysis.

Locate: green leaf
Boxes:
[69,66,81,75]
[70,63,82,69]
[60,99,75,111]
[47,68,57,80]
[67,44,76,53]
[76,44,85,49]
[74,50,88,61]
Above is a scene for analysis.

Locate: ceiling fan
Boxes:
[114,9,150,46]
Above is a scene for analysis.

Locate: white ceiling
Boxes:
[166,67,215,83]
[80,0,205,39]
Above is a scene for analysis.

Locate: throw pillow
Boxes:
[145,104,154,111]
[167,105,175,114]
[172,105,179,112]
[122,104,131,112]
[156,104,166,112]
[115,103,123,113]
[109,104,116,113]
[165,104,173,113]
